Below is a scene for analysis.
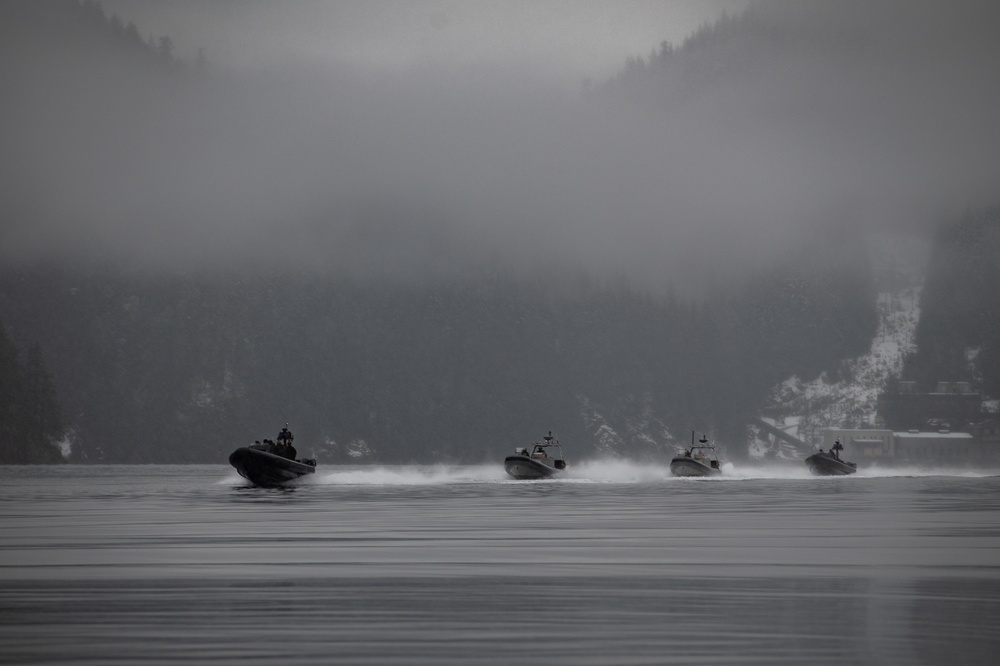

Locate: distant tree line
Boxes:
[598,3,778,107]
[0,0,197,74]
[0,265,876,464]
[902,207,1000,397]
[0,320,65,464]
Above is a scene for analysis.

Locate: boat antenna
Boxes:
[544,431,553,442]
[699,434,708,444]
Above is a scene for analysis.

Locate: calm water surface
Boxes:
[1,461,999,665]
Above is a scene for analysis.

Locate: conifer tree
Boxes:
[0,321,65,463]
[24,343,66,449]
[0,322,25,463]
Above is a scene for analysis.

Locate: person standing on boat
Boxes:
[831,439,843,460]
[277,424,296,459]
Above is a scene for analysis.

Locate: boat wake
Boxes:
[693,463,1000,480]
[223,460,1000,487]
[853,465,1000,479]
[315,464,509,486]
[560,458,672,483]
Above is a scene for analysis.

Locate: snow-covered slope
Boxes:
[576,392,675,459]
[752,233,929,458]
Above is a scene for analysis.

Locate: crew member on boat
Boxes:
[831,439,843,460]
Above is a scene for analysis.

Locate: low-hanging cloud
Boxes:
[2,0,999,294]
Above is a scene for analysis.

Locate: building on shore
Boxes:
[821,425,998,465]
[892,430,976,464]
[820,428,894,461]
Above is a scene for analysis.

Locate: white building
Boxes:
[822,427,995,464]
[821,428,893,462]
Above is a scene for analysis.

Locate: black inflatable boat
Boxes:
[229,442,316,487]
[804,450,857,476]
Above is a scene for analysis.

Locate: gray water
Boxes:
[1,461,998,665]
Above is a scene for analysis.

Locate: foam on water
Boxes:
[221,459,1000,487]
[854,464,1000,478]
[710,462,814,480]
[681,462,1000,481]
[217,471,246,485]
[315,463,508,485]
[555,458,670,483]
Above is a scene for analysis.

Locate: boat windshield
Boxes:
[530,443,564,461]
[688,446,718,461]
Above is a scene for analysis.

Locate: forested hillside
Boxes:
[0,266,875,463]
[904,208,1000,396]
[0,320,66,463]
[0,0,200,274]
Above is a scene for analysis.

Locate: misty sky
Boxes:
[4,0,999,294]
[97,0,749,85]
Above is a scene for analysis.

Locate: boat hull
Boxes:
[504,455,562,480]
[670,457,721,477]
[805,453,857,476]
[229,446,316,487]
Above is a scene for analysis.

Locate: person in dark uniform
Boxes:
[277,424,296,459]
[831,439,844,460]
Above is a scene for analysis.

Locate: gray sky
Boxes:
[98,0,748,85]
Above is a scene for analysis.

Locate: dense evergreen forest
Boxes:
[0,320,66,464]
[903,208,1000,396]
[0,266,875,463]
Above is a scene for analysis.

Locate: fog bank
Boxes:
[2,0,998,294]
